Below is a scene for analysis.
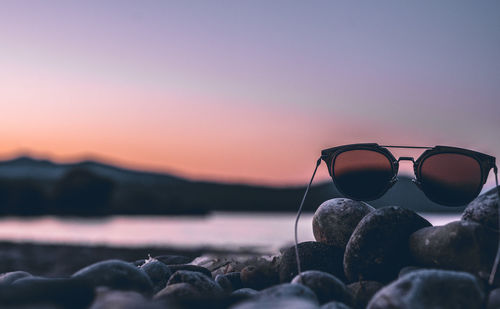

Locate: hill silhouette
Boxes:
[0,156,463,216]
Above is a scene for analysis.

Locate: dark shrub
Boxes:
[52,168,114,215]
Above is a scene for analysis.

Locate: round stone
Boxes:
[313,198,374,249]
[344,206,431,283]
[462,186,500,230]
[154,282,201,301]
[232,298,318,309]
[72,259,153,294]
[224,272,243,291]
[409,220,497,280]
[90,288,159,309]
[321,301,353,309]
[140,258,172,293]
[241,263,278,290]
[487,288,500,309]
[0,271,32,285]
[291,270,352,305]
[279,241,345,283]
[215,274,233,293]
[347,281,384,309]
[257,283,318,304]
[367,269,485,309]
[166,270,223,298]
[232,288,258,298]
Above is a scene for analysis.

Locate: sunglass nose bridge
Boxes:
[398,156,415,163]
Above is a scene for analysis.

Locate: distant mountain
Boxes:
[0,156,464,216]
[0,156,184,185]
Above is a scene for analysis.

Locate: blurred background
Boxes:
[0,1,499,257]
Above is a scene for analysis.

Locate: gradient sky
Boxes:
[1,1,499,186]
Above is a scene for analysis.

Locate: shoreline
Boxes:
[0,241,266,277]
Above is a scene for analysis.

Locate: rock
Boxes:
[279,241,345,283]
[344,206,431,282]
[462,186,500,230]
[231,288,258,298]
[367,269,486,309]
[167,270,224,298]
[0,271,32,285]
[398,266,421,278]
[409,220,498,279]
[291,270,352,305]
[487,288,500,309]
[90,288,162,309]
[347,281,384,309]
[313,198,374,249]
[216,274,233,293]
[257,283,318,304]
[155,255,193,265]
[321,301,353,309]
[168,264,212,279]
[225,272,243,290]
[232,298,318,309]
[140,258,172,293]
[241,263,279,290]
[72,259,153,294]
[155,282,201,300]
[0,277,94,309]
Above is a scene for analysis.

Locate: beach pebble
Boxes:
[313,198,374,249]
[0,271,32,285]
[72,259,153,294]
[241,263,278,290]
[367,269,485,309]
[409,220,497,279]
[232,288,258,298]
[215,273,233,293]
[168,264,212,279]
[321,301,353,309]
[487,288,500,309]
[0,277,94,309]
[347,281,384,309]
[292,270,352,305]
[155,282,201,300]
[462,186,500,230]
[257,283,318,304]
[231,297,318,309]
[279,241,345,283]
[90,288,161,309]
[155,254,193,265]
[224,272,243,290]
[140,258,172,293]
[344,206,431,282]
[167,270,224,298]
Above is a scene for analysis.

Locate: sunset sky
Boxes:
[1,1,499,186]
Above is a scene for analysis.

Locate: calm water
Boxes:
[0,212,460,252]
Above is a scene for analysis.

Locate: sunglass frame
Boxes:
[320,143,496,206]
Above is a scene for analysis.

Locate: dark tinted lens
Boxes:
[333,149,394,200]
[419,153,482,206]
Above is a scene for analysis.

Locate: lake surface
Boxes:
[0,212,460,252]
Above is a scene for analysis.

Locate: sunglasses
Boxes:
[321,143,497,206]
[293,143,500,284]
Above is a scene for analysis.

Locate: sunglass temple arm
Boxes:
[489,165,500,285]
[294,157,322,278]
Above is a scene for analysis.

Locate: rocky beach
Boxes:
[1,186,499,309]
